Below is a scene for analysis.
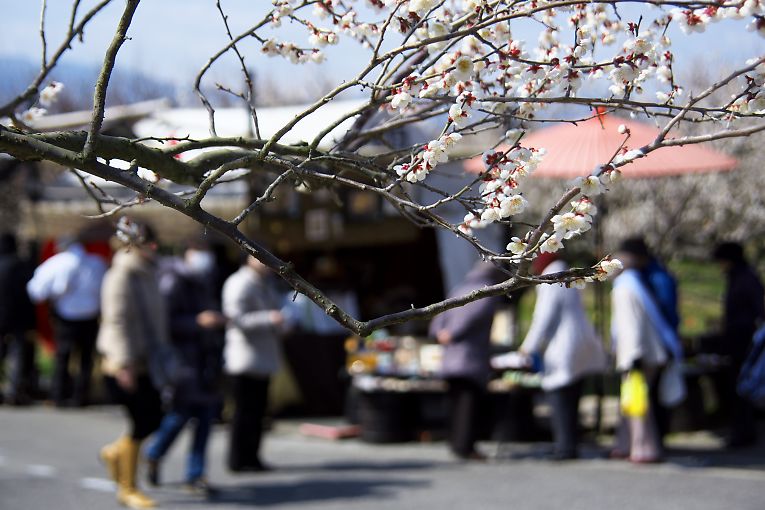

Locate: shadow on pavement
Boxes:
[178,477,430,506]
[664,442,765,470]
[282,460,446,472]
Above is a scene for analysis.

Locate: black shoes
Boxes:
[545,451,579,461]
[454,450,488,462]
[145,459,160,487]
[229,459,272,473]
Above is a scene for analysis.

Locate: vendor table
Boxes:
[350,373,543,444]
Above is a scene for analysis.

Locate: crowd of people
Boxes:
[0,219,295,508]
[1,220,764,507]
[451,238,763,463]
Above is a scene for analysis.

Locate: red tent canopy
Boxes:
[464,111,737,178]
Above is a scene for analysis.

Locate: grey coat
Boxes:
[429,263,502,384]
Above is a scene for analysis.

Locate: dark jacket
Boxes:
[0,250,35,334]
[160,260,224,407]
[723,263,765,364]
[643,259,680,332]
[429,263,502,384]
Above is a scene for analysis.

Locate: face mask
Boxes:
[185,250,215,275]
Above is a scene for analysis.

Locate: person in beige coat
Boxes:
[97,218,166,509]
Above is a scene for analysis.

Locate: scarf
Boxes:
[613,268,683,361]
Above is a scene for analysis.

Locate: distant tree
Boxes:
[2,0,765,334]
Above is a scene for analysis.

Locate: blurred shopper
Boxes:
[610,240,681,463]
[282,256,360,415]
[144,240,226,494]
[634,240,680,333]
[222,254,285,472]
[0,233,36,405]
[26,233,106,407]
[429,261,504,461]
[97,218,165,509]
[515,253,606,460]
[619,239,684,436]
[713,242,764,448]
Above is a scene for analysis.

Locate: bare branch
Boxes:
[82,0,141,161]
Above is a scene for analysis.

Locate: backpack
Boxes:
[737,324,765,408]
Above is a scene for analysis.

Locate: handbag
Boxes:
[621,370,649,417]
[659,361,687,407]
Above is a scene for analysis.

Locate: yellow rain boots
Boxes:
[100,436,128,483]
[117,438,157,509]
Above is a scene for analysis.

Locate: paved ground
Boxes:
[1,406,763,510]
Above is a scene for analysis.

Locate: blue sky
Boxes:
[2,0,764,103]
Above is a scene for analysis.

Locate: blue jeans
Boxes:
[145,404,214,482]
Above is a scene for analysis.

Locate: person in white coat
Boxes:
[610,241,677,463]
[498,253,606,460]
[222,255,285,472]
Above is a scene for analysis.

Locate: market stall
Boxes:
[345,336,544,443]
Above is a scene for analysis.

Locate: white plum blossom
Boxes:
[39,82,64,107]
[506,237,528,255]
[390,90,412,109]
[480,207,501,223]
[576,175,604,196]
[551,211,592,239]
[459,212,486,235]
[657,65,673,83]
[262,38,280,56]
[594,257,623,280]
[441,131,463,149]
[671,8,711,34]
[448,103,470,127]
[395,162,428,183]
[20,107,47,123]
[422,139,449,168]
[409,0,438,15]
[612,149,645,166]
[464,0,486,10]
[540,235,564,254]
[500,194,528,217]
[571,198,597,215]
[452,56,474,81]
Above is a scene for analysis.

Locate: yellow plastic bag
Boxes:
[620,370,649,417]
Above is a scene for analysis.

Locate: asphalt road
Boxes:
[1,406,763,510]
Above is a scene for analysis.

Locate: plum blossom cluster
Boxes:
[259,0,765,124]
[20,81,64,124]
[730,59,765,114]
[394,132,462,182]
[540,197,598,254]
[261,38,325,64]
[566,257,623,288]
[237,0,765,287]
[458,145,544,234]
[671,2,765,35]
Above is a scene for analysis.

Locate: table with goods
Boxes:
[344,335,543,443]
